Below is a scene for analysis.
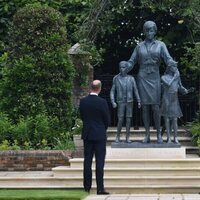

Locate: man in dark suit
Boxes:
[79,80,110,195]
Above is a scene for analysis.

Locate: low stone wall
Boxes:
[0,150,73,171]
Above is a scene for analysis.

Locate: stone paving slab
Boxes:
[183,194,200,200]
[83,194,200,200]
[159,194,182,200]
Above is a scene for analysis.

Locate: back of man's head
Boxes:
[91,80,102,94]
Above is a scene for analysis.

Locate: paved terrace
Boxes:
[84,193,200,200]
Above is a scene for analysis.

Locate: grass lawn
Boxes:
[0,189,88,200]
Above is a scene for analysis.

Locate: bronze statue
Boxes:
[160,60,194,144]
[127,21,173,144]
[110,61,141,143]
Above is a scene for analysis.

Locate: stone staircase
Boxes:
[83,127,199,193]
[51,157,200,193]
[0,157,199,193]
[0,127,199,193]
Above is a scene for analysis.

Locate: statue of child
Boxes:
[110,61,141,143]
[160,60,194,144]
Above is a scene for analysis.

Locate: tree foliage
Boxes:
[91,1,191,75]
[0,1,200,75]
[0,0,91,48]
[0,4,74,130]
[137,0,200,75]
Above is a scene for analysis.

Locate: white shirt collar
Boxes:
[90,92,98,96]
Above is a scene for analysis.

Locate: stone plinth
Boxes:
[111,141,181,148]
[106,146,186,159]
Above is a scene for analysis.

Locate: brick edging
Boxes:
[0,150,74,171]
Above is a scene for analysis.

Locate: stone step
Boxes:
[99,176,200,186]
[0,177,75,188]
[0,176,199,188]
[0,183,199,194]
[0,172,199,194]
[53,166,200,177]
[70,158,200,168]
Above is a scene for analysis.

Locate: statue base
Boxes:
[107,145,185,159]
[111,141,181,148]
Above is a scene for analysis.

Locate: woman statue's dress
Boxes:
[128,39,172,105]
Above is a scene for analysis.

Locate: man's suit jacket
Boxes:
[79,94,110,141]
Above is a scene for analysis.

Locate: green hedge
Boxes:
[0,4,74,131]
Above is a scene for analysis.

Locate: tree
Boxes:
[0,4,74,130]
[0,0,92,48]
[59,0,198,76]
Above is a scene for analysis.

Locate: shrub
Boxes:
[0,112,13,142]
[11,114,60,149]
[53,132,75,150]
[11,116,34,146]
[0,4,75,131]
[187,111,200,147]
[0,112,65,150]
[71,118,83,136]
[190,122,200,147]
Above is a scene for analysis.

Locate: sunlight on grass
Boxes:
[0,189,88,200]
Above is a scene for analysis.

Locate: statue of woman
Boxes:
[127,21,173,143]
